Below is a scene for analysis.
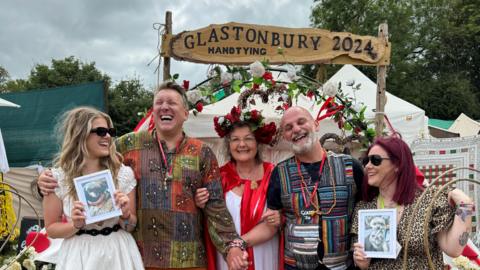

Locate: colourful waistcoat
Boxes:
[276,153,356,270]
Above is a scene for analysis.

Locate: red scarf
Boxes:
[205,161,274,270]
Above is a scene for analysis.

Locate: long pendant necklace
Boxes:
[296,151,337,216]
[237,164,260,190]
[158,137,182,190]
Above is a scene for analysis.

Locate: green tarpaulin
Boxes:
[0,81,106,167]
[428,118,454,130]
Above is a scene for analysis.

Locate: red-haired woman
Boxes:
[351,136,473,269]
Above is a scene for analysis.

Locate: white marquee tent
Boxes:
[448,113,480,137]
[184,64,428,164]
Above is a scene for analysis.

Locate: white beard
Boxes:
[291,131,318,154]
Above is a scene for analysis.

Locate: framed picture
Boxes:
[358,209,397,259]
[74,170,121,224]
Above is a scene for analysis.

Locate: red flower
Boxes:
[307,90,314,100]
[214,116,227,137]
[254,122,277,144]
[252,83,260,90]
[183,80,190,91]
[262,72,273,81]
[195,102,203,112]
[250,110,260,121]
[230,106,241,122]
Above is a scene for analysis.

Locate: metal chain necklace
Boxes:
[295,151,337,216]
[158,136,182,190]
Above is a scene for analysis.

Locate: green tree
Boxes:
[0,66,8,84]
[2,56,111,92]
[108,78,153,136]
[309,0,480,119]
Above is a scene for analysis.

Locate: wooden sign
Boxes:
[161,22,390,66]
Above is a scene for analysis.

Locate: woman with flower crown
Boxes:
[195,106,280,270]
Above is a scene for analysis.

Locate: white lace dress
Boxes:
[52,165,144,270]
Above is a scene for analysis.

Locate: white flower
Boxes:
[217,116,225,125]
[249,61,265,78]
[25,246,37,258]
[322,82,338,97]
[7,261,22,270]
[352,102,364,112]
[452,255,479,269]
[22,259,35,270]
[346,79,355,86]
[286,65,299,81]
[233,72,242,81]
[220,72,233,84]
[186,90,202,104]
[207,68,217,78]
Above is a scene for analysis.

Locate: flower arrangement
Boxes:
[213,106,277,145]
[2,246,37,270]
[452,255,480,270]
[181,60,374,147]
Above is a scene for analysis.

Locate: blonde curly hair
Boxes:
[53,106,123,199]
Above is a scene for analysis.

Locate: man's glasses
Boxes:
[362,154,390,166]
[90,127,116,137]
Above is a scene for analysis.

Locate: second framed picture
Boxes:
[74,170,122,224]
[358,209,397,259]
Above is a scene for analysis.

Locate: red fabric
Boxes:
[315,97,344,122]
[204,161,275,270]
[26,232,50,252]
[462,243,480,266]
[415,166,425,186]
[134,108,154,132]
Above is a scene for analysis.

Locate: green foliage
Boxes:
[0,66,9,85]
[2,56,111,92]
[309,0,480,119]
[107,78,153,136]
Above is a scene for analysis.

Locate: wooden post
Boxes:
[375,23,388,137]
[162,11,172,82]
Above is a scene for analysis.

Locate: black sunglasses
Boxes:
[90,127,116,137]
[362,154,390,166]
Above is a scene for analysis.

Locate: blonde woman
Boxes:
[42,107,143,270]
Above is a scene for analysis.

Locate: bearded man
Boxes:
[266,106,364,270]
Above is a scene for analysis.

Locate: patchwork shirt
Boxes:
[116,130,238,269]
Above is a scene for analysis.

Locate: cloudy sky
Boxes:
[0,0,313,89]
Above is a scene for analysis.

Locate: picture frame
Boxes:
[74,169,121,224]
[358,209,397,259]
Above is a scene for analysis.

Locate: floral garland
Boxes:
[178,60,375,147]
[213,106,277,145]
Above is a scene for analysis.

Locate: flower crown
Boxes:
[213,106,277,145]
